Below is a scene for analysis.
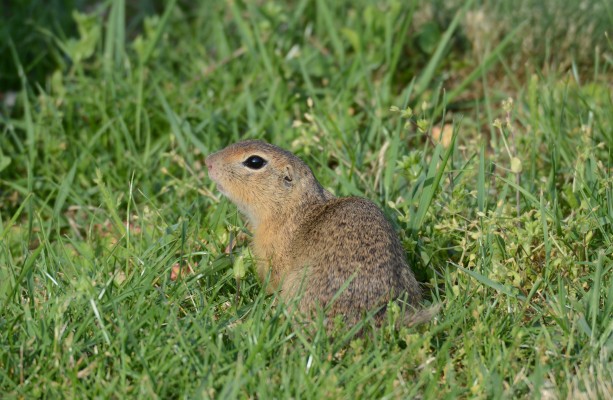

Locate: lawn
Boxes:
[1,0,612,398]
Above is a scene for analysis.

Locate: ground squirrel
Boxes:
[206,140,423,327]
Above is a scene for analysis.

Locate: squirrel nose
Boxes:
[205,158,213,171]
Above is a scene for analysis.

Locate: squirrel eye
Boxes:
[243,155,267,169]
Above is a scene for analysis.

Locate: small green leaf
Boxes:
[233,248,250,280]
[417,118,429,133]
[401,107,413,119]
[511,157,522,173]
[341,28,361,54]
[416,22,441,55]
[0,154,11,172]
[62,11,101,64]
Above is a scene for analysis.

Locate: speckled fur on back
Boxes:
[205,140,422,328]
[288,197,421,325]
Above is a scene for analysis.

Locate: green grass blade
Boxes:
[453,262,525,301]
[316,0,345,64]
[414,0,475,96]
[0,193,33,243]
[141,0,177,65]
[94,169,126,235]
[157,87,188,158]
[434,21,526,117]
[2,245,43,310]
[478,143,486,213]
[52,162,77,219]
[409,127,457,234]
[540,192,552,281]
[590,251,604,345]
[383,129,401,202]
[103,0,125,74]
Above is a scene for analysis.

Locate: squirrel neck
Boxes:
[251,183,331,235]
[249,185,330,283]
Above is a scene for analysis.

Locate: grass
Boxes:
[1,0,612,398]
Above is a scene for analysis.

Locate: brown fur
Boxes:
[206,140,422,327]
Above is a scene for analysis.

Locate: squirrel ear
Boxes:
[284,164,294,186]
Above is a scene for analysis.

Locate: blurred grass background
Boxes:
[1,0,612,398]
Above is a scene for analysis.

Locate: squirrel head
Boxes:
[206,140,326,228]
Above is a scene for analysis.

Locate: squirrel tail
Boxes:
[398,303,442,328]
